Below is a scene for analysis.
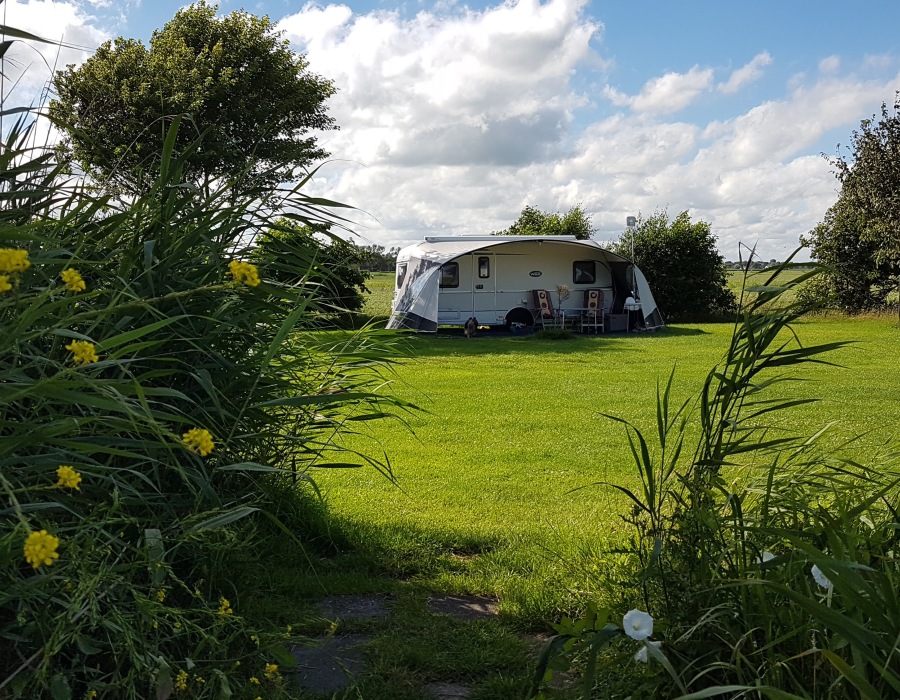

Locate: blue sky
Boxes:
[18,0,900,258]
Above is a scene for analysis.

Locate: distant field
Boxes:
[363,271,395,319]
[316,314,900,621]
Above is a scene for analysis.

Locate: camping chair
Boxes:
[532,290,560,329]
[580,289,605,334]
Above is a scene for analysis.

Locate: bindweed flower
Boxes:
[634,640,662,663]
[0,275,11,293]
[811,564,833,590]
[66,340,99,366]
[229,260,261,287]
[758,551,776,564]
[61,268,86,292]
[24,529,60,568]
[56,465,82,490]
[0,248,30,273]
[182,427,214,456]
[623,609,654,641]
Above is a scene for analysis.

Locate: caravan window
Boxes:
[396,262,408,289]
[440,262,459,288]
[573,260,596,284]
[478,256,490,278]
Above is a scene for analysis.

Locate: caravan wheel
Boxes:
[505,308,534,331]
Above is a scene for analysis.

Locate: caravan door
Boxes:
[472,254,497,322]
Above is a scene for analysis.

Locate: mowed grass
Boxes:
[315,314,900,623]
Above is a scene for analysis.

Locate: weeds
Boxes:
[533,257,900,698]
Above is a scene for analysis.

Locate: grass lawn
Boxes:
[255,277,898,698]
[310,315,899,625]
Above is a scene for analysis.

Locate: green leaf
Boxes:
[48,674,71,700]
[187,507,259,533]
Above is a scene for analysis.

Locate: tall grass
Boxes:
[0,104,409,697]
[533,261,900,698]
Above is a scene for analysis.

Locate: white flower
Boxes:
[634,640,662,663]
[811,564,833,590]
[757,551,776,564]
[623,609,654,640]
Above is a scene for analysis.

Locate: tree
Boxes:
[50,1,336,194]
[359,244,401,272]
[253,219,370,314]
[495,204,594,239]
[802,97,900,317]
[612,210,735,320]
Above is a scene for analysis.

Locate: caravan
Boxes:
[388,236,664,332]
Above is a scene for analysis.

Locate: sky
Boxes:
[10,0,900,259]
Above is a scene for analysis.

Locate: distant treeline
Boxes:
[358,244,400,272]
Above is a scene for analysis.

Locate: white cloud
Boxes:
[718,52,772,94]
[1,0,108,106]
[280,0,601,172]
[819,55,840,73]
[629,66,714,114]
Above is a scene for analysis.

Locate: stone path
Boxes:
[290,593,500,697]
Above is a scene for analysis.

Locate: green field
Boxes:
[314,314,900,623]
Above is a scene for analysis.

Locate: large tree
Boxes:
[802,98,900,316]
[495,204,594,239]
[613,210,735,320]
[50,1,336,195]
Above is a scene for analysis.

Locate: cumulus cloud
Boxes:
[718,52,772,94]
[629,66,715,114]
[280,3,900,258]
[1,0,108,105]
[279,0,601,170]
[819,55,840,73]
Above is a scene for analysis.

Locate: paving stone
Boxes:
[318,593,392,620]
[427,594,498,620]
[291,634,370,694]
[425,682,472,699]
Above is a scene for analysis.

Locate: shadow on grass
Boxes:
[390,324,710,359]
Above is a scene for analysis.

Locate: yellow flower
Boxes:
[182,427,214,456]
[24,529,60,568]
[229,260,261,287]
[264,663,279,680]
[250,634,259,646]
[0,275,11,293]
[56,465,82,490]
[194,676,205,684]
[218,596,233,616]
[85,691,98,700]
[65,340,99,366]
[0,248,30,273]
[61,268,86,292]
[156,589,167,603]
[249,677,260,685]
[152,620,159,629]
[175,669,188,692]
[174,621,182,629]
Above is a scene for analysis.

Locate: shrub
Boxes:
[0,116,409,697]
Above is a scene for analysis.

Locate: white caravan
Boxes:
[388,235,664,332]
